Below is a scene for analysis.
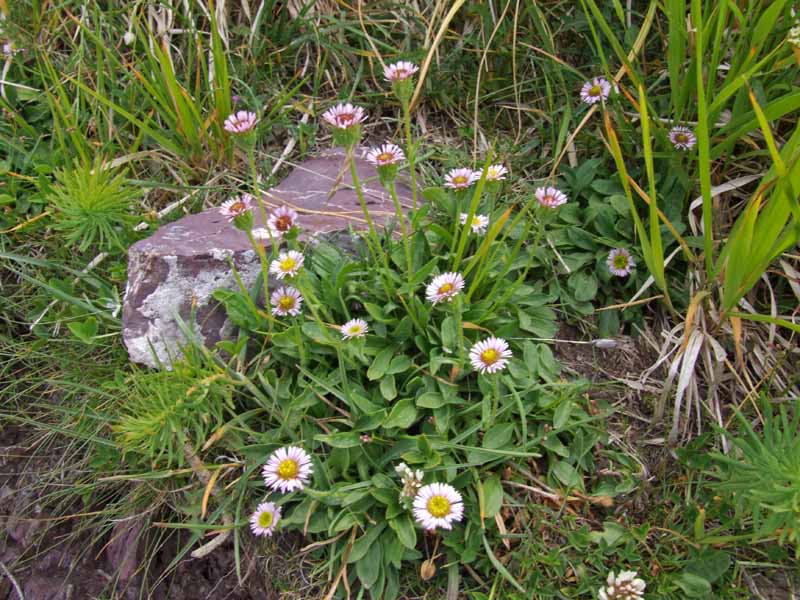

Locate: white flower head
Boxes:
[262,446,313,493]
[598,570,646,600]
[607,248,635,277]
[483,164,509,181]
[426,272,465,305]
[384,61,419,82]
[340,318,368,340]
[321,103,367,129]
[459,212,489,234]
[580,77,612,105]
[123,31,136,46]
[269,250,304,279]
[224,110,258,134]
[220,194,254,221]
[267,205,299,236]
[250,501,281,537]
[252,228,273,240]
[788,24,800,48]
[395,463,425,499]
[413,483,464,531]
[271,286,303,317]
[668,125,697,151]
[366,143,405,166]
[535,186,568,209]
[469,336,512,374]
[444,168,479,190]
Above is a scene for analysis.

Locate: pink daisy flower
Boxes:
[444,168,479,190]
[425,272,465,305]
[535,186,568,209]
[267,206,299,236]
[469,336,512,374]
[321,103,367,129]
[607,248,635,277]
[366,143,405,166]
[668,126,697,151]
[384,61,420,82]
[219,194,254,221]
[223,110,258,134]
[580,77,612,105]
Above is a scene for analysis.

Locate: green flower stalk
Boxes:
[384,61,421,209]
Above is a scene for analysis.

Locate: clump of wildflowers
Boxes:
[413,483,464,532]
[426,272,465,305]
[607,248,635,277]
[580,77,612,105]
[269,250,304,279]
[668,125,697,151]
[224,110,258,134]
[250,501,281,537]
[460,213,489,234]
[598,570,646,600]
[469,337,512,374]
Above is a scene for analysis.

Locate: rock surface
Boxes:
[122,149,414,368]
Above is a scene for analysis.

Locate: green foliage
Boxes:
[711,401,800,554]
[48,157,139,252]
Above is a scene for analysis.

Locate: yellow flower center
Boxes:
[377,152,394,163]
[614,255,628,268]
[279,257,297,272]
[676,133,688,143]
[337,114,354,126]
[427,495,451,518]
[480,348,499,365]
[589,84,602,96]
[438,282,454,295]
[277,458,299,480]
[348,325,362,335]
[258,510,274,528]
[452,176,467,185]
[278,296,295,310]
[230,201,245,213]
[471,217,482,227]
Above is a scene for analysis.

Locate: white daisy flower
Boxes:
[412,483,464,532]
[340,318,369,340]
[321,103,368,129]
[459,213,489,234]
[469,336,512,374]
[384,61,420,82]
[220,194,254,221]
[262,446,313,493]
[668,125,697,151]
[535,186,568,209]
[271,286,303,317]
[607,248,635,277]
[598,570,646,600]
[580,77,612,105]
[223,110,258,134]
[267,206,299,236]
[366,143,405,166]
[269,250,304,279]
[249,501,281,537]
[483,164,509,181]
[444,168,479,190]
[426,272,465,305]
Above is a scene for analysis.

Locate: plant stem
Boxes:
[401,97,418,210]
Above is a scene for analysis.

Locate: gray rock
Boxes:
[122,149,414,368]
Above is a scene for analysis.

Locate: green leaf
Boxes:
[416,391,447,409]
[355,535,383,589]
[483,475,504,519]
[552,461,582,488]
[553,400,573,430]
[380,375,397,401]
[368,346,395,380]
[388,515,417,550]
[675,572,712,597]
[383,400,417,429]
[568,271,598,302]
[441,316,458,350]
[212,289,261,330]
[67,316,98,344]
[314,432,361,448]
[385,355,412,375]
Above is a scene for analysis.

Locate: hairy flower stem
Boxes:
[346,150,396,298]
[401,97,418,210]
[388,182,414,288]
[246,146,274,315]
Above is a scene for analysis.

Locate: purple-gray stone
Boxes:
[122,149,414,368]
